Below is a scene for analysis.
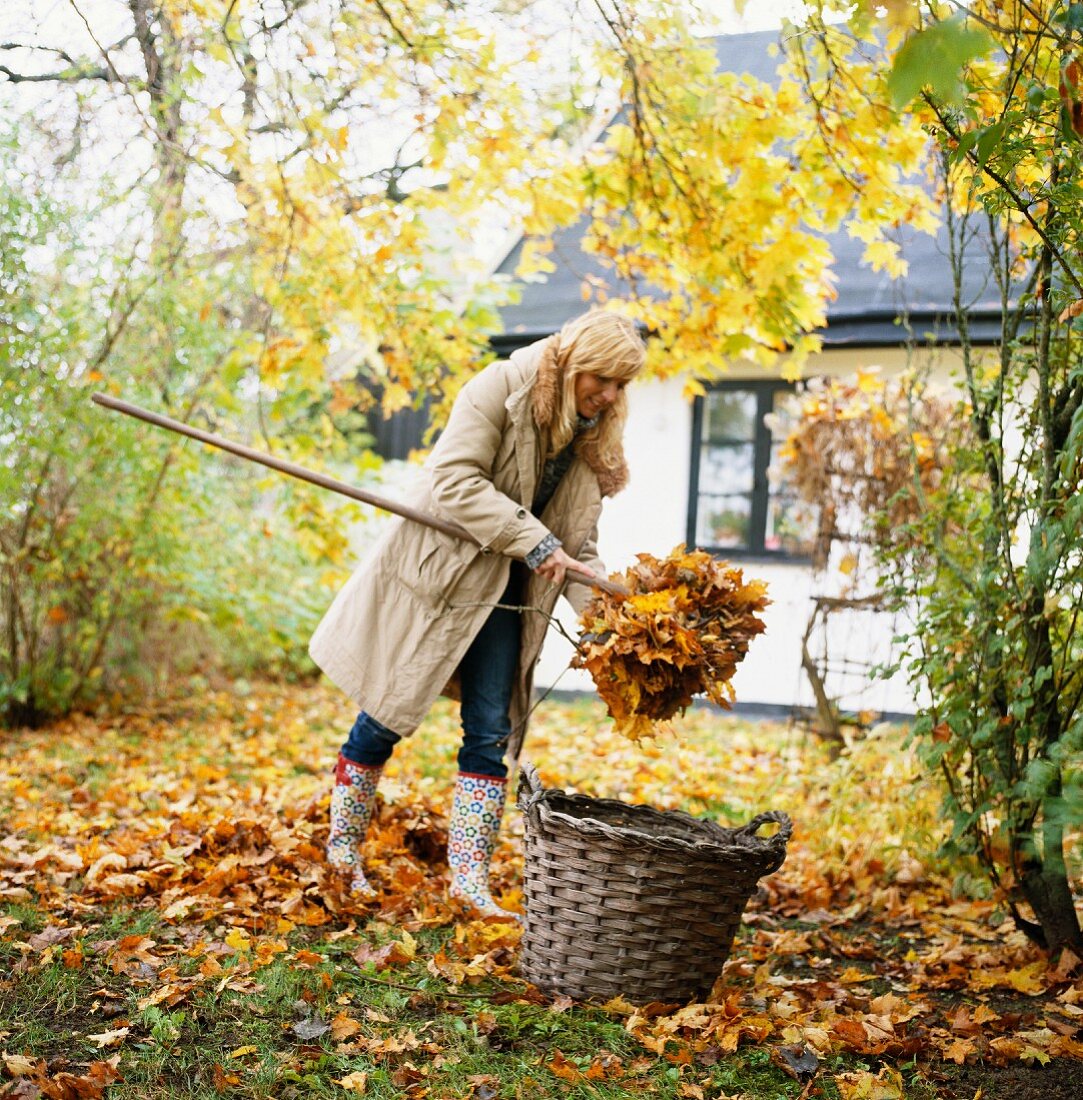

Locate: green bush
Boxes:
[0,134,358,726]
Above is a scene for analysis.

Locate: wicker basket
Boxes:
[516,761,792,1004]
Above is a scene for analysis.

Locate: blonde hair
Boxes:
[547,310,646,465]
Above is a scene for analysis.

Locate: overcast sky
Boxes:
[3,1,813,64]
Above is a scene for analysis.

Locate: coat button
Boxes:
[515,507,527,518]
[480,545,492,555]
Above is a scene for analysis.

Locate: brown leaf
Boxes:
[770,1042,819,1081]
[943,1037,976,1064]
[584,1052,624,1080]
[330,1012,362,1041]
[1051,947,1082,981]
[211,1064,241,1091]
[466,1075,500,1100]
[352,938,414,971]
[389,1064,424,1088]
[3,1055,42,1078]
[27,927,77,952]
[39,1059,122,1100]
[832,1017,870,1048]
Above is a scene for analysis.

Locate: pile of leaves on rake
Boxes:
[575,546,769,740]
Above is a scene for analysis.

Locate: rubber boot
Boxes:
[326,753,381,897]
[447,772,517,919]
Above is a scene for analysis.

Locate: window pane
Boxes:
[696,494,751,548]
[700,442,754,493]
[765,491,816,555]
[705,390,756,442]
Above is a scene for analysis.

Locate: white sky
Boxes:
[2,1,813,70]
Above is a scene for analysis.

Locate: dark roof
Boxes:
[493,29,1004,349]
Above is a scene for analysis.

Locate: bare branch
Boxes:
[0,62,118,83]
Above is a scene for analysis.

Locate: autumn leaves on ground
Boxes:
[1,683,1081,1100]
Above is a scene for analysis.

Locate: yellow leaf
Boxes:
[228,1045,259,1059]
[336,1071,369,1092]
[87,1027,130,1048]
[225,928,251,952]
[837,965,877,983]
[855,367,883,393]
[835,1065,905,1099]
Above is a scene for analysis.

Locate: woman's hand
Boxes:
[535,547,600,589]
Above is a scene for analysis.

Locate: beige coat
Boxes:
[309,337,628,762]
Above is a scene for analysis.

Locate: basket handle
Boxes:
[735,810,793,850]
[516,761,572,820]
[516,761,546,814]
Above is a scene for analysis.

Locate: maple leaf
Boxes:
[3,1054,41,1077]
[352,932,416,970]
[40,1059,123,1099]
[943,1036,977,1064]
[108,935,159,975]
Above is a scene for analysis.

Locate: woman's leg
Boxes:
[449,602,521,917]
[328,711,400,896]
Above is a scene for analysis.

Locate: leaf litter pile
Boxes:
[0,682,1081,1100]
[575,546,770,741]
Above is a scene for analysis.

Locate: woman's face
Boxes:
[574,372,625,419]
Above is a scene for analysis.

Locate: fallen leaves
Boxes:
[0,680,1080,1099]
[0,1056,121,1099]
[834,1065,905,1099]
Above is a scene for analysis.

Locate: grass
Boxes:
[0,906,835,1098]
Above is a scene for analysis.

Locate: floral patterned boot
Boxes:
[326,753,381,897]
[447,772,517,919]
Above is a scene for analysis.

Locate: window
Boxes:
[687,381,811,558]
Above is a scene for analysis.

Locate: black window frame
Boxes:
[687,379,808,562]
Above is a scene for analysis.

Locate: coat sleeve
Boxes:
[428,363,552,559]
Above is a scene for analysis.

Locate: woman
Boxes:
[311,309,646,917]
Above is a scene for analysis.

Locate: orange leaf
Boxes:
[547,1050,583,1082]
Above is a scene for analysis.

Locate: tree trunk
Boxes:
[1017,794,1083,957]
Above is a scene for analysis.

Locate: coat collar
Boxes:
[507,337,629,498]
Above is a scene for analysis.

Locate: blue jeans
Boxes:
[340,596,522,780]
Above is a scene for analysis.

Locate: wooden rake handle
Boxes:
[91,393,630,598]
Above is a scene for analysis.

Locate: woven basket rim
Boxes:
[516,760,792,865]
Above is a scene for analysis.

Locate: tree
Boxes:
[0,0,617,722]
[776,0,1083,957]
